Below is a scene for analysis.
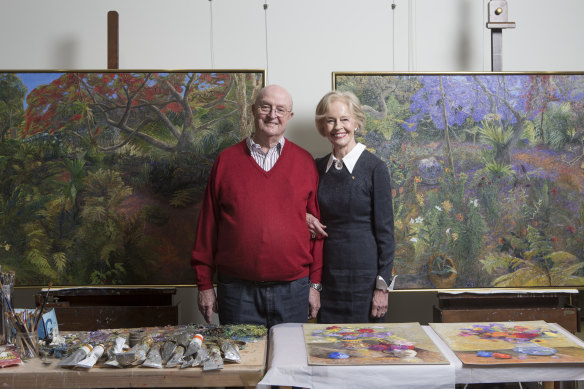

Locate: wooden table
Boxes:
[0,337,266,389]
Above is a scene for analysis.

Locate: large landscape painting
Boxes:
[0,70,264,286]
[335,73,584,289]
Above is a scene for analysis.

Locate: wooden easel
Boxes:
[107,11,119,69]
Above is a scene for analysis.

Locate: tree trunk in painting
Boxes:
[439,76,456,174]
[234,73,263,139]
[473,75,528,165]
[234,73,252,139]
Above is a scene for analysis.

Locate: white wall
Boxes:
[3,0,584,324]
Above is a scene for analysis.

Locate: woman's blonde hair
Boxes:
[315,90,366,137]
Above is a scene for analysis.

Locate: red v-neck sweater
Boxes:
[191,139,323,291]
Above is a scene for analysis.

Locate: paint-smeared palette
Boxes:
[303,323,449,365]
[430,321,584,365]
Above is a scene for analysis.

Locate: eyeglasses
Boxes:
[257,105,291,117]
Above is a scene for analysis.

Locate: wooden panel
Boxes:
[437,293,567,310]
[36,288,176,307]
[433,306,580,334]
[35,288,178,330]
[54,306,178,331]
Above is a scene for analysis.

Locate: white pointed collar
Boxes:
[325,143,366,173]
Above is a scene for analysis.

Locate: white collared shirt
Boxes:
[325,143,366,173]
[247,135,285,171]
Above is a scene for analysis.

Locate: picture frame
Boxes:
[333,72,584,290]
[0,70,265,287]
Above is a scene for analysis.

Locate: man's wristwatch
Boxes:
[310,282,322,292]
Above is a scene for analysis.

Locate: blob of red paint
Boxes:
[492,353,512,359]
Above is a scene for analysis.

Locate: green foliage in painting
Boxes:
[336,73,584,289]
[0,71,263,286]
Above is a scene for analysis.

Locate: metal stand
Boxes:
[486,0,516,71]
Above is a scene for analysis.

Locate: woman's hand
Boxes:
[370,288,389,319]
[306,213,328,238]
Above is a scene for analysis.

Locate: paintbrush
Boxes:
[34,282,52,333]
[5,312,37,357]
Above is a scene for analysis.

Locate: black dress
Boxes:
[316,149,395,324]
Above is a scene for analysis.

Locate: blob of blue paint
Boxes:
[476,351,492,357]
[328,352,350,359]
[513,346,557,356]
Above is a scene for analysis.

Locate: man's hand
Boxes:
[306,213,328,238]
[370,288,389,319]
[308,288,321,320]
[198,288,218,324]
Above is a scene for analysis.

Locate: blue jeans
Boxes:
[217,274,310,329]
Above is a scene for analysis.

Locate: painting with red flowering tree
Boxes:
[430,321,584,365]
[303,323,449,365]
[0,70,264,286]
[334,72,584,289]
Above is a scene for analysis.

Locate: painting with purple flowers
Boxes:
[429,321,584,365]
[302,323,449,365]
[335,72,584,289]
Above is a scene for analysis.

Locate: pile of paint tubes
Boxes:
[57,332,241,370]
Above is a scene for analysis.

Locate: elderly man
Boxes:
[191,85,322,328]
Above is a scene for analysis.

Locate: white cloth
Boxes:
[257,322,584,388]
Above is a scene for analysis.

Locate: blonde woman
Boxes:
[311,91,395,323]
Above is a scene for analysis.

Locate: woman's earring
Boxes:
[355,127,358,132]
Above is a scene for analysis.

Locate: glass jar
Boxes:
[14,330,38,360]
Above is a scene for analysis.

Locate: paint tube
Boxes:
[114,350,136,367]
[76,344,104,369]
[202,344,223,371]
[104,337,127,367]
[160,340,176,364]
[142,342,163,369]
[130,335,154,366]
[179,355,194,369]
[175,332,190,349]
[58,344,93,367]
[184,333,203,357]
[191,343,209,367]
[165,345,185,368]
[219,338,241,363]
